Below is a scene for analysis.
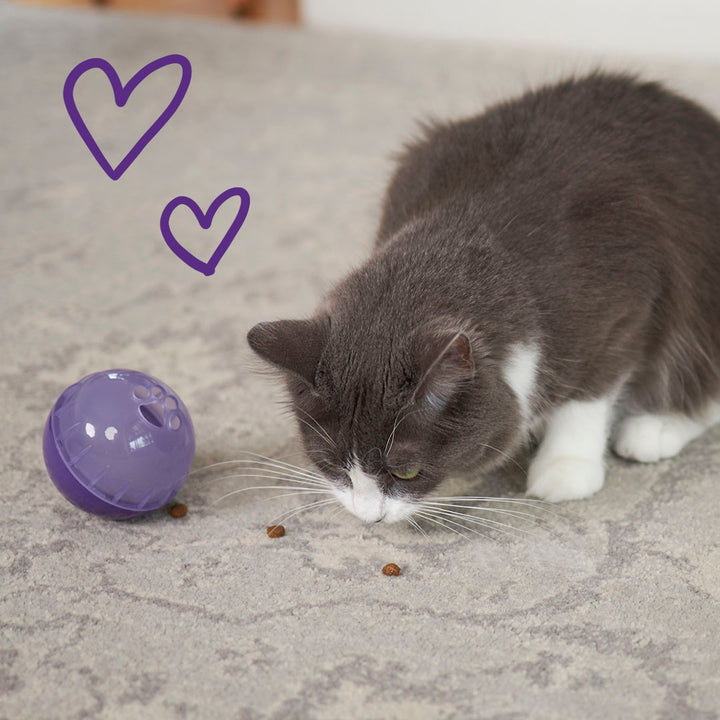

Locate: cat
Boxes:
[247,72,720,525]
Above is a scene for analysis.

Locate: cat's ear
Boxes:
[412,331,474,413]
[247,317,329,387]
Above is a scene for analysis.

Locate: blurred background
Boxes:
[13,0,720,61]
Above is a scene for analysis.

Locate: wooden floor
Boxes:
[14,0,300,22]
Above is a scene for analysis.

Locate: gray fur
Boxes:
[248,72,720,507]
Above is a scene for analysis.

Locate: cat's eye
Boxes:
[391,466,421,480]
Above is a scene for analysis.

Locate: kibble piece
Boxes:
[169,503,187,518]
[266,524,285,538]
[382,563,401,576]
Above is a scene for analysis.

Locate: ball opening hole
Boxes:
[133,385,150,400]
[139,402,164,427]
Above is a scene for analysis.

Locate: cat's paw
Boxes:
[613,414,701,463]
[526,456,605,502]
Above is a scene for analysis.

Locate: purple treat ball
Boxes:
[43,369,195,519]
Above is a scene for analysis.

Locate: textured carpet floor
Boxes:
[2,4,720,719]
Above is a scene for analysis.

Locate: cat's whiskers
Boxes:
[266,497,340,527]
[296,416,336,449]
[413,510,472,539]
[212,484,334,505]
[406,516,427,537]
[429,494,549,504]
[208,464,328,485]
[327,502,350,524]
[415,506,531,539]
[295,407,337,448]
[207,472,331,491]
[384,406,416,456]
[428,495,566,519]
[424,495,553,513]
[475,442,526,474]
[190,452,326,480]
[422,499,546,525]
[193,449,562,539]
[420,510,503,539]
[189,450,343,527]
[411,491,564,539]
[302,448,335,462]
[417,504,540,538]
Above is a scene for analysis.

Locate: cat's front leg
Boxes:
[526,395,615,502]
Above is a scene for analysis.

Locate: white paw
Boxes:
[613,414,700,463]
[526,456,605,502]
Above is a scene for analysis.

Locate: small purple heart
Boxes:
[160,188,251,276]
[63,54,192,180]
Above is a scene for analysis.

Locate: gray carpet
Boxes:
[2,3,720,718]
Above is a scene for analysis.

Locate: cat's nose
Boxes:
[353,506,385,523]
[359,510,385,524]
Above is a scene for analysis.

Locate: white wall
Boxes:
[302,0,720,62]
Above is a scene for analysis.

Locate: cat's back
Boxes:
[377,72,720,243]
[368,72,720,414]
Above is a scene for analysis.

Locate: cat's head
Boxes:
[247,310,521,524]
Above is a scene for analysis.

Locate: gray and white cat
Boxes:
[248,73,720,524]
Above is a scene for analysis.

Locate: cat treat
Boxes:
[169,503,188,518]
[248,73,720,523]
[382,563,402,576]
[266,524,285,538]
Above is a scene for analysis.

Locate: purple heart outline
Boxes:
[160,188,251,276]
[63,54,192,180]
